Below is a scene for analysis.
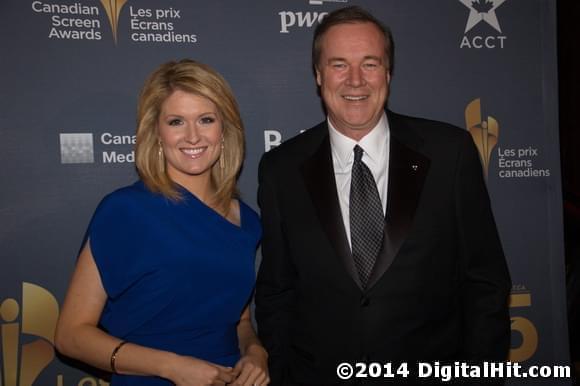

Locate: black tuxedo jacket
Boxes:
[255,111,511,385]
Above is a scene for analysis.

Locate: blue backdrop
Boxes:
[0,1,568,384]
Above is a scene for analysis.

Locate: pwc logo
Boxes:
[279,0,348,33]
[0,282,59,386]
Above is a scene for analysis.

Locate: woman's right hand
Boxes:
[167,355,234,386]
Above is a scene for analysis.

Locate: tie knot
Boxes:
[353,145,364,162]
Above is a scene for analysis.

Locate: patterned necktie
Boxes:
[349,145,384,288]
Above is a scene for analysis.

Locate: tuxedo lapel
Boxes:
[300,131,363,290]
[367,112,431,290]
[299,114,430,292]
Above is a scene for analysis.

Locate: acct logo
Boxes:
[279,0,348,33]
[464,98,499,179]
[0,282,59,386]
[31,0,197,44]
[60,132,136,164]
[458,0,507,49]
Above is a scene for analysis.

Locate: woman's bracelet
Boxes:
[110,340,128,374]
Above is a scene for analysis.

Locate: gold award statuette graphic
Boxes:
[100,0,128,44]
[1,283,59,386]
[465,98,499,179]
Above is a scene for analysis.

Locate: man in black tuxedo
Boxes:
[255,6,511,385]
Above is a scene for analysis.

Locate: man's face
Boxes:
[316,22,390,141]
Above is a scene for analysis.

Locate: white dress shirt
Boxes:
[328,113,390,247]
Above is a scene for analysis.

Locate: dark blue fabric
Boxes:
[87,181,261,385]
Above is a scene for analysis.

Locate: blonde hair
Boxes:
[135,59,244,213]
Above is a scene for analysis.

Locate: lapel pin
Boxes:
[411,164,418,171]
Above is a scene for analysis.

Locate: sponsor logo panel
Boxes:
[60,131,135,165]
[464,98,551,179]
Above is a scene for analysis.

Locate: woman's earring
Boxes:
[158,141,165,171]
[219,138,225,169]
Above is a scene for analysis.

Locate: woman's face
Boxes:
[157,89,223,185]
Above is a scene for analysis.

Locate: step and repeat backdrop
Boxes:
[0,0,569,385]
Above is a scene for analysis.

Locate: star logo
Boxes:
[459,0,507,33]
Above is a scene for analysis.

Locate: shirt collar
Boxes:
[328,112,389,168]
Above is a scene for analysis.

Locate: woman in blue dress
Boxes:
[55,59,269,386]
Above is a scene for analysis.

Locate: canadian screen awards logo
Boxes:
[0,283,59,386]
[464,99,551,179]
[100,0,127,44]
[31,0,196,44]
[465,98,499,179]
[458,0,507,49]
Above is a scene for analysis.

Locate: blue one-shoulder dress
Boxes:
[87,181,261,385]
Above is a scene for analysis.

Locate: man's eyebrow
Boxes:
[326,55,383,62]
